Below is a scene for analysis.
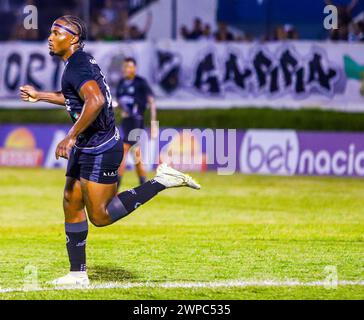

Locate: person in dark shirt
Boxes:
[116,57,157,187]
[189,18,204,40]
[20,15,200,287]
[214,22,234,42]
[325,0,358,41]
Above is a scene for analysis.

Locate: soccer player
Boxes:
[19,15,200,286]
[116,57,157,187]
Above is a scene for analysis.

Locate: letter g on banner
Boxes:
[240,130,299,175]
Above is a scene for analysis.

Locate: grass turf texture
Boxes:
[3,107,364,131]
[0,168,363,300]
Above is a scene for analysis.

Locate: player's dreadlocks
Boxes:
[58,15,88,49]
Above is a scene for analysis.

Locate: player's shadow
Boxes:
[88,266,135,282]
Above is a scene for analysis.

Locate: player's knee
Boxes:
[89,217,104,227]
[63,190,73,205]
[88,213,109,227]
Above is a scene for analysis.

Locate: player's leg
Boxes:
[133,145,147,185]
[79,138,162,226]
[63,177,88,274]
[81,175,165,227]
[80,138,200,227]
[83,164,201,227]
[81,178,117,227]
[117,142,131,188]
[51,149,89,286]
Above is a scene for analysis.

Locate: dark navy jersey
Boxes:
[116,76,153,120]
[61,49,118,154]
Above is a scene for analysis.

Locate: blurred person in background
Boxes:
[89,0,128,41]
[357,21,364,41]
[189,17,204,40]
[325,0,358,40]
[180,24,190,39]
[283,24,299,39]
[214,22,234,41]
[100,0,118,24]
[127,11,152,40]
[116,57,158,188]
[9,0,39,40]
[202,23,214,40]
[270,24,299,41]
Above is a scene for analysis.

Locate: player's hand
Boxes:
[151,121,158,139]
[55,135,76,160]
[19,85,40,102]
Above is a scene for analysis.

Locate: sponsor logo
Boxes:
[103,170,118,177]
[0,128,43,167]
[76,240,87,247]
[298,143,364,176]
[128,189,137,195]
[240,130,299,175]
[240,130,364,176]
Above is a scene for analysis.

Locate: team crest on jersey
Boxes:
[72,112,80,120]
[89,58,97,64]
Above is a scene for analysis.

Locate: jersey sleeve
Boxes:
[141,78,154,97]
[67,60,95,93]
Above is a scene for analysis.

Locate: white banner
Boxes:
[0,40,363,111]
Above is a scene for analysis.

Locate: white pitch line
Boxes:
[0,280,363,293]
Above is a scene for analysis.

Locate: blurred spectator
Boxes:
[128,25,145,40]
[180,25,190,39]
[325,0,358,41]
[9,0,39,41]
[127,11,152,40]
[284,24,299,39]
[202,24,214,40]
[270,24,299,41]
[101,0,118,24]
[112,12,129,41]
[179,18,205,40]
[348,20,364,41]
[235,31,252,42]
[10,25,39,41]
[214,22,234,41]
[90,0,128,41]
[358,21,364,41]
[189,18,204,39]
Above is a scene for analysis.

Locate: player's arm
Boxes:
[20,85,66,106]
[55,80,105,159]
[148,95,158,139]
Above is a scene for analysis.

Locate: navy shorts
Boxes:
[121,117,144,146]
[66,139,124,184]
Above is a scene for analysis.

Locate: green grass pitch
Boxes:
[0,168,363,300]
